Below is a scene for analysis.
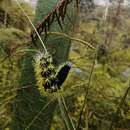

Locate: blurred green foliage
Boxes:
[0,1,33,129]
[0,1,130,130]
[10,0,76,130]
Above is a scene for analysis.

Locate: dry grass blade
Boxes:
[41,32,95,50]
[25,98,56,130]
[15,0,47,53]
[76,52,96,130]
[58,95,76,130]
[109,84,130,130]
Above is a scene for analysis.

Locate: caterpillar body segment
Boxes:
[34,52,71,94]
[55,63,71,88]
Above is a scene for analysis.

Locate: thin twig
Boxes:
[42,32,95,50]
[109,84,130,130]
[0,84,32,97]
[15,0,47,53]
[31,0,78,43]
[61,95,76,130]
[25,98,56,130]
[76,51,96,130]
[0,95,17,106]
[0,41,32,63]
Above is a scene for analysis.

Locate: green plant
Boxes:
[11,0,77,130]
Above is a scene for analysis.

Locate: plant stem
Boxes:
[109,84,130,130]
[25,98,56,130]
[15,0,48,53]
[42,32,95,50]
[58,95,76,130]
[76,52,96,130]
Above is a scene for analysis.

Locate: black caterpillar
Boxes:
[35,53,71,93]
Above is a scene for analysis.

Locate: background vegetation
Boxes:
[0,0,130,130]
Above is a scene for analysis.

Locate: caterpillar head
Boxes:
[55,63,71,88]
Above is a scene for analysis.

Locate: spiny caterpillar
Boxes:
[34,53,71,94]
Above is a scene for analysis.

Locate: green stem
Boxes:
[109,84,130,130]
[42,32,95,50]
[76,51,96,130]
[58,96,76,130]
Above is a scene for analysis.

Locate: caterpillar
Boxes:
[34,53,71,94]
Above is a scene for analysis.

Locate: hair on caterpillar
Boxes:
[34,52,55,93]
[34,52,71,94]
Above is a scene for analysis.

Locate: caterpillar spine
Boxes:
[34,52,71,95]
